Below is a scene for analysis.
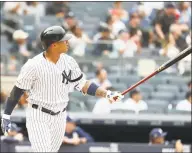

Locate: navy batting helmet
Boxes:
[40,26,72,50]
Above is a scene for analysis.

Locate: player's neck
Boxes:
[45,50,61,64]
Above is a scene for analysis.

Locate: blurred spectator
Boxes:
[170,24,189,51]
[141,2,164,19]
[0,91,7,106]
[26,2,45,17]
[137,4,154,48]
[18,92,28,109]
[3,2,28,15]
[187,80,192,90]
[93,27,113,56]
[62,12,78,32]
[127,12,142,50]
[92,87,124,114]
[10,30,32,63]
[46,2,70,17]
[154,3,177,47]
[149,128,184,152]
[178,2,191,27]
[69,25,91,57]
[127,11,142,38]
[0,123,24,142]
[91,69,112,89]
[124,89,148,113]
[95,20,115,40]
[111,30,138,58]
[3,2,27,41]
[108,1,128,23]
[159,30,180,59]
[63,116,94,145]
[178,54,191,75]
[176,91,191,111]
[109,14,127,37]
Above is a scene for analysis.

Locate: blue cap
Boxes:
[66,115,77,123]
[149,128,167,138]
[10,123,21,132]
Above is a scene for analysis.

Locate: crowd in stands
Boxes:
[1,2,191,55]
[1,2,191,76]
[1,1,191,112]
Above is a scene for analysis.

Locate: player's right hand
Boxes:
[1,118,12,136]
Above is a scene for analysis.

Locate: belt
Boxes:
[31,104,66,116]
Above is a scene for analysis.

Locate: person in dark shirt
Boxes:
[154,3,177,47]
[63,116,94,145]
[93,26,113,56]
[45,2,70,17]
[62,12,78,32]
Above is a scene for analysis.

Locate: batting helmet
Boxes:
[40,26,72,50]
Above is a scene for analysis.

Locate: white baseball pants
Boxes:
[26,105,67,152]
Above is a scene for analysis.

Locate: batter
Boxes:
[1,26,124,152]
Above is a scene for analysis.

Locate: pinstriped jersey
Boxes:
[15,52,86,112]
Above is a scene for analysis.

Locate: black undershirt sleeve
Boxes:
[4,86,25,115]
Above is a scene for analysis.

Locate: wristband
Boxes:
[87,83,99,96]
[2,114,11,120]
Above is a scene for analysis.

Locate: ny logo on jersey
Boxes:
[62,70,72,84]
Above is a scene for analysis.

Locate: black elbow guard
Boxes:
[4,86,25,115]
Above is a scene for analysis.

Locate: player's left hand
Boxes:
[106,90,124,103]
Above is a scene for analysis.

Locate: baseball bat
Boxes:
[121,46,192,96]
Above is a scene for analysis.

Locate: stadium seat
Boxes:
[110,109,136,114]
[145,76,167,85]
[168,76,187,85]
[150,91,175,101]
[147,99,169,112]
[174,91,186,101]
[118,75,140,86]
[40,16,62,25]
[108,75,118,83]
[139,84,154,93]
[167,109,191,115]
[22,15,36,26]
[140,92,150,100]
[85,98,97,111]
[156,84,180,93]
[180,85,189,92]
[139,109,163,114]
[1,35,11,54]
[70,91,87,102]
[112,83,127,91]
[68,98,88,112]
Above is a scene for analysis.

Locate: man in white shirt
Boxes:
[111,30,137,58]
[26,2,45,17]
[176,91,191,111]
[111,15,127,37]
[91,69,112,89]
[124,89,148,113]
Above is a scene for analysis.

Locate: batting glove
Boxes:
[1,115,12,136]
[106,90,124,103]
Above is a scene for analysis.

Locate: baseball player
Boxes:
[1,26,124,152]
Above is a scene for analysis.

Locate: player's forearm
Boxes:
[3,86,24,117]
[82,81,107,98]
[95,87,107,98]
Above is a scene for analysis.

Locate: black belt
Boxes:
[32,104,66,116]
